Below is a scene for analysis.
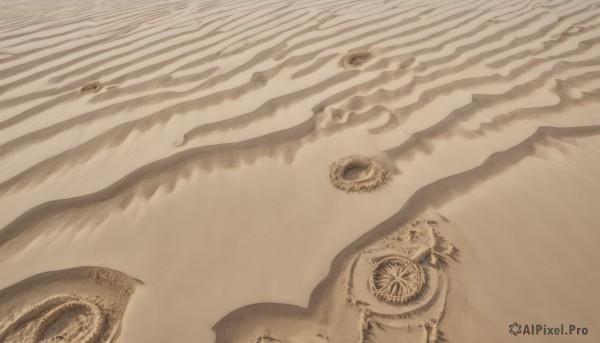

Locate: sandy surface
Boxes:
[1,0,599,342]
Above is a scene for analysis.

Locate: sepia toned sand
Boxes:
[1,0,600,341]
[0,267,139,343]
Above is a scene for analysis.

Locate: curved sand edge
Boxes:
[0,267,140,343]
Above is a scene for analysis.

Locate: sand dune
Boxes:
[1,0,599,341]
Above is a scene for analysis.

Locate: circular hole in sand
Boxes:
[369,256,425,304]
[342,163,370,180]
[329,155,389,193]
[338,50,373,69]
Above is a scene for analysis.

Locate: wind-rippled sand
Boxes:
[1,0,599,342]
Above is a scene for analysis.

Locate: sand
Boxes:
[0,0,599,342]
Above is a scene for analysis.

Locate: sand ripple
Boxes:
[1,0,600,341]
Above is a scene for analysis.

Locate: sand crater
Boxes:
[0,267,140,343]
[329,155,390,192]
[338,50,373,69]
[79,81,102,94]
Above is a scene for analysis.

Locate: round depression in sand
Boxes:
[329,155,389,193]
[369,256,425,304]
[338,50,373,69]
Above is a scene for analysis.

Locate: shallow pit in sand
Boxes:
[338,50,374,69]
[79,81,103,94]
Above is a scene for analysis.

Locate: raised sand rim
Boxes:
[0,267,139,343]
[369,256,425,304]
[0,294,104,343]
[338,50,373,69]
[215,218,454,342]
[329,155,390,192]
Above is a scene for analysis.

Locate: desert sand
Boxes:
[1,0,600,341]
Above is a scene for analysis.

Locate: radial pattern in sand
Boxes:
[369,256,425,304]
[338,50,374,69]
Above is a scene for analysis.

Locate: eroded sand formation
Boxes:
[347,219,454,343]
[0,267,140,343]
[214,217,456,343]
[1,0,600,341]
[369,256,425,304]
[329,155,390,193]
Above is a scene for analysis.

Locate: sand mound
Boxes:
[338,50,374,69]
[0,267,140,343]
[329,155,390,193]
